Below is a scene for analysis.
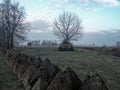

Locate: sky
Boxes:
[15,0,120,45]
[16,0,120,32]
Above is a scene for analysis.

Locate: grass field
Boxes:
[0,47,120,90]
[19,47,120,90]
[0,53,24,90]
[0,54,17,89]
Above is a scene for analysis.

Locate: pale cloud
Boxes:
[26,13,47,22]
[30,18,52,33]
[31,30,51,33]
[77,0,89,3]
[92,7,104,12]
[50,0,68,4]
[92,0,120,6]
[77,0,120,6]
[31,30,44,33]
[76,0,120,12]
[63,0,69,3]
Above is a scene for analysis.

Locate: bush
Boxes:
[111,47,120,57]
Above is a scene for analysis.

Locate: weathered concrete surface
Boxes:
[47,66,82,90]
[22,57,42,86]
[82,73,108,90]
[26,58,61,90]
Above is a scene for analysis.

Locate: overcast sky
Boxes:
[15,0,120,45]
[17,0,120,32]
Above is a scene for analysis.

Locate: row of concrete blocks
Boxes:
[5,49,108,90]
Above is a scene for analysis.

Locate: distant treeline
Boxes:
[27,40,58,46]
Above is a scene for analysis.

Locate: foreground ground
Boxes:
[0,47,120,90]
[0,53,24,90]
[19,47,120,90]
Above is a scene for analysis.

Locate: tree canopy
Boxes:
[53,12,83,42]
[0,0,29,49]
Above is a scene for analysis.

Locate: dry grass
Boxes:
[19,47,120,90]
[0,47,120,90]
[0,54,24,90]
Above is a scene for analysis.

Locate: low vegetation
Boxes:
[17,47,120,90]
[0,54,24,90]
[0,46,120,90]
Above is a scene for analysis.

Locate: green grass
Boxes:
[0,53,24,90]
[0,47,120,90]
[19,47,120,90]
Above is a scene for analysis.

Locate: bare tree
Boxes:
[0,0,29,49]
[53,12,83,42]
